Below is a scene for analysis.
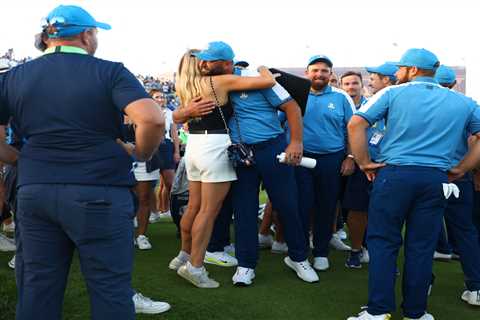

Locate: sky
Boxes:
[2,0,479,98]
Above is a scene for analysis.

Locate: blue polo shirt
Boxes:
[0,46,149,187]
[357,76,480,170]
[302,85,356,154]
[228,69,291,144]
[452,95,480,166]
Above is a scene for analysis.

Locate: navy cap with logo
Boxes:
[307,55,333,68]
[42,5,111,38]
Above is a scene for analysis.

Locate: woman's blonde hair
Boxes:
[176,49,205,108]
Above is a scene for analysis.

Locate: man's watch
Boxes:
[347,154,355,159]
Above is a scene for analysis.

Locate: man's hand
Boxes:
[284,141,303,166]
[359,162,386,181]
[186,97,216,118]
[116,139,135,156]
[340,157,355,176]
[448,167,465,182]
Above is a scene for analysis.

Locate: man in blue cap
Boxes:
[347,48,480,320]
[0,5,169,319]
[176,41,319,285]
[432,65,480,307]
[295,54,356,272]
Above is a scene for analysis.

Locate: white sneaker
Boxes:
[337,228,348,240]
[313,257,329,271]
[360,248,370,264]
[159,210,171,219]
[403,313,435,320]
[136,235,152,250]
[177,264,219,288]
[284,257,319,283]
[258,203,266,220]
[271,241,288,254]
[133,217,138,228]
[2,221,15,233]
[0,233,15,252]
[169,256,188,271]
[433,251,452,261]
[258,234,273,249]
[204,251,238,267]
[224,243,235,256]
[330,233,351,251]
[133,292,171,314]
[232,266,255,286]
[347,310,392,320]
[461,289,480,306]
[149,212,161,224]
[8,255,15,269]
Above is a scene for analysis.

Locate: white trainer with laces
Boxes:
[177,264,219,288]
[0,233,15,252]
[403,312,435,320]
[258,234,273,249]
[8,255,15,269]
[232,266,255,286]
[224,243,235,256]
[149,212,161,224]
[133,292,170,314]
[136,235,152,250]
[330,233,351,251]
[159,210,171,219]
[461,289,480,306]
[2,221,15,233]
[347,310,391,320]
[169,257,187,271]
[204,251,238,267]
[284,257,319,283]
[360,248,370,264]
[313,257,329,271]
[433,251,452,261]
[271,241,288,254]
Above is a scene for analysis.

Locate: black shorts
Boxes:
[342,167,371,212]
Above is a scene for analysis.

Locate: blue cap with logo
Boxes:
[307,55,333,68]
[395,48,439,70]
[42,5,111,38]
[435,65,456,85]
[193,41,235,61]
[366,63,399,82]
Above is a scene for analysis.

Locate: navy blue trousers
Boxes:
[295,150,345,257]
[232,134,307,269]
[15,184,135,320]
[366,166,447,319]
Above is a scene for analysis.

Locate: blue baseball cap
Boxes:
[435,65,456,85]
[366,63,399,82]
[307,55,333,68]
[193,41,235,61]
[42,5,111,38]
[395,48,439,70]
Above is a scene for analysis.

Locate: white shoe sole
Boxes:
[232,274,255,286]
[284,258,319,283]
[136,303,171,314]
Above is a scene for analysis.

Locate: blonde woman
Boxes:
[169,42,275,288]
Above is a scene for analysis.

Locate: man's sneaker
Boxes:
[451,252,460,260]
[224,243,235,256]
[284,257,319,283]
[346,251,362,269]
[461,290,480,306]
[149,212,161,224]
[337,228,348,240]
[232,266,255,286]
[0,233,15,252]
[433,251,452,261]
[177,264,219,288]
[360,248,370,264]
[313,257,329,271]
[204,251,238,267]
[347,311,392,320]
[258,234,273,249]
[2,221,15,233]
[133,292,171,314]
[271,241,288,254]
[136,235,152,250]
[258,203,266,220]
[8,255,15,270]
[330,233,351,251]
[403,313,435,320]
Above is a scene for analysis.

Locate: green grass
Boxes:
[0,220,478,320]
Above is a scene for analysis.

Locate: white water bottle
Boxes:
[276,153,317,169]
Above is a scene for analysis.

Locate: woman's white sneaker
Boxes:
[177,264,219,288]
[232,266,255,286]
[313,257,330,271]
[284,257,319,283]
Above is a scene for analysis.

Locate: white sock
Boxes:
[186,261,203,274]
[178,250,190,261]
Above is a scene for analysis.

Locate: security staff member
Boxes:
[295,55,356,272]
[347,49,480,320]
[342,63,397,269]
[0,5,165,320]
[433,65,480,306]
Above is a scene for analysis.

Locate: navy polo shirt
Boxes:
[0,46,149,187]
[357,76,480,170]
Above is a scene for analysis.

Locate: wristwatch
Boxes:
[346,154,355,159]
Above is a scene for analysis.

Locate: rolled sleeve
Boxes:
[356,88,391,127]
[261,83,292,108]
